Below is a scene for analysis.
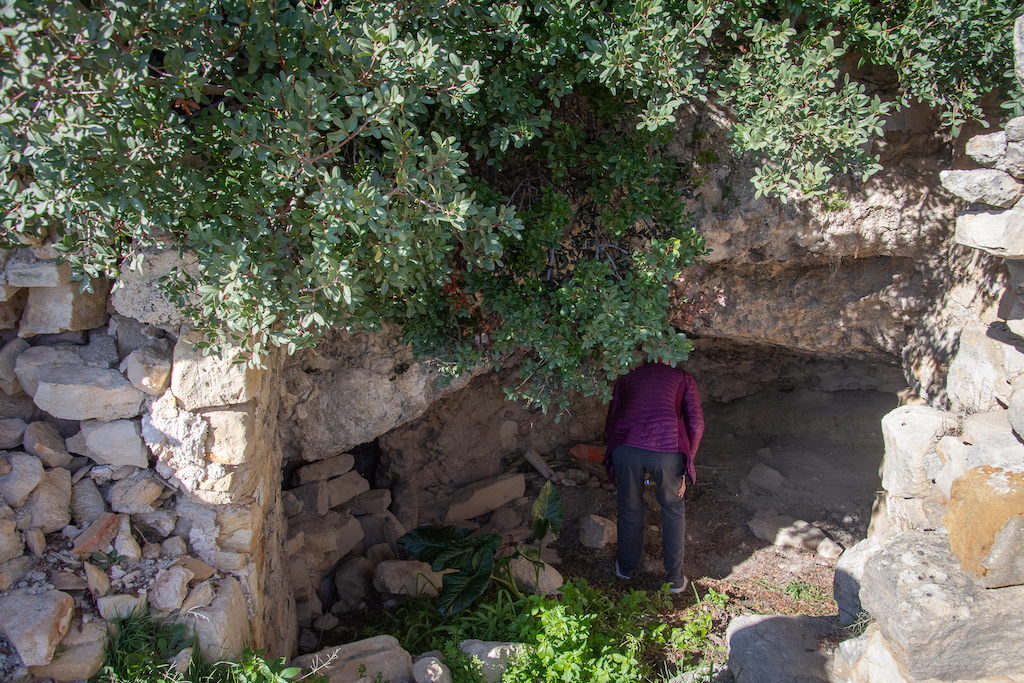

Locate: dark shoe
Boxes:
[615,560,632,580]
[669,576,689,594]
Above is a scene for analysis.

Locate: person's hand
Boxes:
[678,478,686,497]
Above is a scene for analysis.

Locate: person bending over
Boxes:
[603,361,704,593]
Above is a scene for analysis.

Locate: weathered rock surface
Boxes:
[0,452,43,506]
[373,560,446,597]
[294,453,355,486]
[19,278,109,337]
[108,471,163,513]
[0,518,23,563]
[446,473,526,522]
[0,417,26,449]
[860,530,1024,680]
[171,327,264,411]
[945,466,1024,588]
[833,536,884,627]
[726,614,836,683]
[67,419,149,468]
[941,169,1024,208]
[71,478,107,525]
[0,588,74,666]
[33,365,143,420]
[119,340,173,396]
[291,635,414,683]
[510,557,563,595]
[333,556,374,613]
[880,405,956,499]
[21,468,71,533]
[179,577,250,663]
[70,511,120,558]
[22,421,72,468]
[0,338,28,395]
[414,656,453,683]
[578,514,617,549]
[13,345,82,397]
[109,248,198,329]
[151,565,195,611]
[28,620,105,681]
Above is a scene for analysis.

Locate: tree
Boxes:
[2,0,1020,414]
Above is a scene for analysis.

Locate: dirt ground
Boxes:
[525,389,896,678]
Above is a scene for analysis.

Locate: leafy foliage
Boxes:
[1,0,1018,410]
[400,480,563,615]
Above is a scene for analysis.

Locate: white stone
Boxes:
[177,577,250,663]
[941,169,1024,208]
[956,209,1024,259]
[747,510,826,552]
[726,614,837,683]
[28,620,105,682]
[110,248,198,329]
[510,556,563,595]
[373,560,446,597]
[68,419,149,469]
[880,405,957,499]
[96,593,147,620]
[446,473,526,522]
[414,656,453,683]
[108,471,163,514]
[22,422,71,468]
[291,635,414,683]
[816,537,843,559]
[114,514,142,561]
[21,468,71,533]
[347,489,392,516]
[458,640,528,683]
[181,580,216,612]
[0,452,43,506]
[33,365,143,421]
[13,345,82,397]
[76,334,118,369]
[4,258,66,288]
[143,391,210,496]
[19,278,109,337]
[150,565,195,611]
[202,405,260,465]
[0,588,74,666]
[171,327,264,411]
[119,341,172,396]
[967,131,1008,167]
[578,514,617,549]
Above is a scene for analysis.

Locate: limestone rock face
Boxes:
[0,588,74,666]
[150,565,195,611]
[860,530,1024,680]
[108,471,163,514]
[880,405,957,499]
[33,366,143,421]
[291,635,414,683]
[833,536,884,627]
[945,466,1024,588]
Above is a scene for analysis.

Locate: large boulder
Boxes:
[860,530,1024,680]
[833,536,884,627]
[0,588,75,666]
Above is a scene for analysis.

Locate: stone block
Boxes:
[945,466,1024,588]
[67,419,149,468]
[291,481,331,517]
[109,247,198,330]
[181,581,215,612]
[967,131,1008,167]
[150,565,195,611]
[414,656,453,683]
[881,405,957,499]
[71,478,107,525]
[941,169,1024,208]
[171,327,264,411]
[578,514,617,549]
[510,557,563,595]
[202,404,260,465]
[446,473,526,522]
[327,470,370,509]
[216,505,261,553]
[19,278,109,337]
[747,510,827,552]
[0,288,27,330]
[357,511,405,553]
[0,588,74,666]
[746,462,785,491]
[0,452,43,506]
[726,614,836,683]
[119,340,172,396]
[291,635,414,683]
[4,257,66,288]
[861,530,1024,680]
[347,488,392,516]
[0,517,23,563]
[21,468,71,533]
[0,556,31,591]
[178,577,250,663]
[458,641,528,683]
[108,471,163,514]
[97,593,147,620]
[175,555,216,582]
[0,417,26,449]
[833,536,884,627]
[76,333,118,369]
[829,624,913,683]
[373,560,446,597]
[84,563,110,598]
[13,345,82,397]
[293,453,356,486]
[956,209,1024,260]
[0,338,28,394]
[22,421,72,468]
[33,366,143,421]
[333,556,374,613]
[29,620,105,682]
[70,511,120,558]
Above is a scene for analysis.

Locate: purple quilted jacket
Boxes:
[603,363,704,483]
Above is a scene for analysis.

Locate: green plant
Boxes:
[400,481,563,615]
[2,0,1018,414]
[91,549,127,570]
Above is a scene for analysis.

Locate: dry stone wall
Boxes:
[830,104,1024,683]
[0,247,294,680]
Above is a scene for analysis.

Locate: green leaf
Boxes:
[532,480,563,541]
[436,551,494,616]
